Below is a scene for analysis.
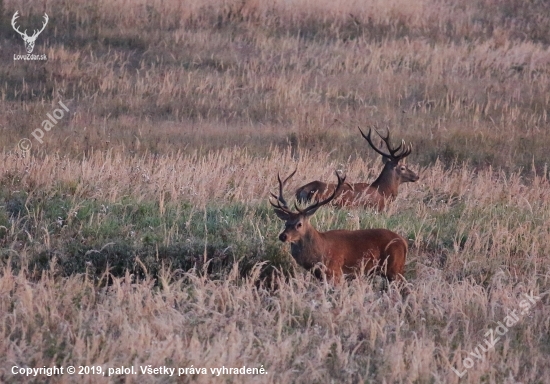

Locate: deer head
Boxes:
[12,12,49,54]
[270,169,346,243]
[359,126,419,184]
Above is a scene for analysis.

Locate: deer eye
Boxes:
[296,222,302,229]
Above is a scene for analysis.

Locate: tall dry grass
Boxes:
[1,0,550,382]
[0,149,549,383]
[1,262,545,384]
[1,0,549,169]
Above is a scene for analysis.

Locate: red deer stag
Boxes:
[295,127,419,211]
[271,170,408,284]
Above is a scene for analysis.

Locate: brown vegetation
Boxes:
[0,0,549,382]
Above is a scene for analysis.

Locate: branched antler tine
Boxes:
[379,127,390,142]
[282,168,297,187]
[276,173,290,209]
[359,127,391,158]
[380,127,405,158]
[408,142,413,154]
[393,140,412,160]
[375,128,413,161]
[11,12,26,37]
[30,14,48,37]
[400,140,412,158]
[302,171,346,215]
[32,14,48,37]
[270,168,297,213]
[269,191,295,215]
[388,138,405,158]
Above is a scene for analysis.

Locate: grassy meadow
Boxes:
[1,0,550,382]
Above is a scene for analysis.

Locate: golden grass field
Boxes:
[1,0,549,383]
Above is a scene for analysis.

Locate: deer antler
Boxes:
[31,13,49,38]
[359,126,412,162]
[11,12,48,38]
[11,12,27,38]
[269,168,297,215]
[296,171,346,215]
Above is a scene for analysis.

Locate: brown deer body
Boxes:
[272,170,408,283]
[295,127,419,211]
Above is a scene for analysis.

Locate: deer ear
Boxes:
[382,156,390,164]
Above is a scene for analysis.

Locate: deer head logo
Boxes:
[11,11,49,54]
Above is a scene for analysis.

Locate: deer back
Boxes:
[318,228,407,280]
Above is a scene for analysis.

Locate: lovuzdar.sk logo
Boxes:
[12,11,48,61]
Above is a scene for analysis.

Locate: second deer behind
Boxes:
[295,127,419,211]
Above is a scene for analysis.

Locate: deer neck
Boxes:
[290,228,326,270]
[370,163,399,198]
